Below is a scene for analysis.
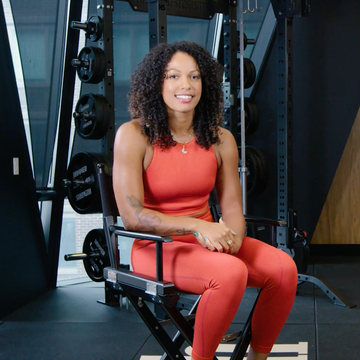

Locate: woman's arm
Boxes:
[113,121,204,237]
[214,128,246,253]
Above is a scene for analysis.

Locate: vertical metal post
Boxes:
[156,242,163,282]
[271,0,310,250]
[223,1,239,143]
[145,0,167,285]
[148,0,167,49]
[237,0,248,214]
[47,0,84,288]
[223,1,238,144]
[275,16,294,251]
[97,0,115,160]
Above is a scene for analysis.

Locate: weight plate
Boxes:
[66,152,110,214]
[73,94,110,139]
[244,98,259,135]
[237,58,257,89]
[244,33,248,51]
[238,146,269,198]
[73,46,106,84]
[238,97,260,135]
[82,229,110,282]
[87,15,104,42]
[244,58,256,89]
[250,146,269,197]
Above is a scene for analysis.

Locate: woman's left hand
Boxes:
[219,218,242,254]
[193,218,242,255]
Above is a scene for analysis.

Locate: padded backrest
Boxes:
[209,187,221,222]
[96,165,119,218]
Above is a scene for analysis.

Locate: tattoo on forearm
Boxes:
[125,195,192,235]
[126,195,161,231]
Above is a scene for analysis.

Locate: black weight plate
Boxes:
[82,228,110,282]
[75,46,106,84]
[74,94,110,139]
[246,146,269,197]
[66,152,110,214]
[243,147,260,197]
[237,98,260,135]
[251,146,269,195]
[236,57,256,89]
[244,33,248,51]
[238,146,269,198]
[244,98,259,135]
[243,58,256,89]
[87,15,103,42]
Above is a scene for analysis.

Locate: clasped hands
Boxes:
[193,218,241,255]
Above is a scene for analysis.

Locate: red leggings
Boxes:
[131,235,298,360]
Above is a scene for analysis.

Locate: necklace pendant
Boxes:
[181,146,188,155]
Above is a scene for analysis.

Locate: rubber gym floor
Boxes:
[0,255,359,360]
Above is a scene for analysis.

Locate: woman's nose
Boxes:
[180,76,191,89]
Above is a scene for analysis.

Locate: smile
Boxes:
[175,95,193,99]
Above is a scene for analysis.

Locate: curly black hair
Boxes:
[127,41,224,149]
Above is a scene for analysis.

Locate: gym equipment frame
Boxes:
[63,0,356,308]
[271,1,354,308]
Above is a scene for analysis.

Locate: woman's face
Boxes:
[161,51,202,117]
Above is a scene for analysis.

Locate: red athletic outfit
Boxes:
[131,139,298,360]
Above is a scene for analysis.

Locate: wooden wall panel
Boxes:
[312,107,360,244]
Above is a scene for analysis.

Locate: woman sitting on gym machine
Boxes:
[112,40,298,360]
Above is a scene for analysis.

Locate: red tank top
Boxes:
[143,138,218,217]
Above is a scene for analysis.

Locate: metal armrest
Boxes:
[244,215,287,228]
[109,225,173,243]
[108,224,173,282]
[244,215,288,247]
[104,225,177,304]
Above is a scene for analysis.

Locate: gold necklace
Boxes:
[172,131,193,154]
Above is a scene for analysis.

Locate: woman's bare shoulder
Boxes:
[117,118,142,136]
[115,119,147,145]
[213,127,237,150]
[218,127,234,141]
[114,119,153,172]
[212,127,238,165]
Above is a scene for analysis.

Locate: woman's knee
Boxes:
[278,250,298,292]
[214,256,248,291]
[232,258,249,284]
